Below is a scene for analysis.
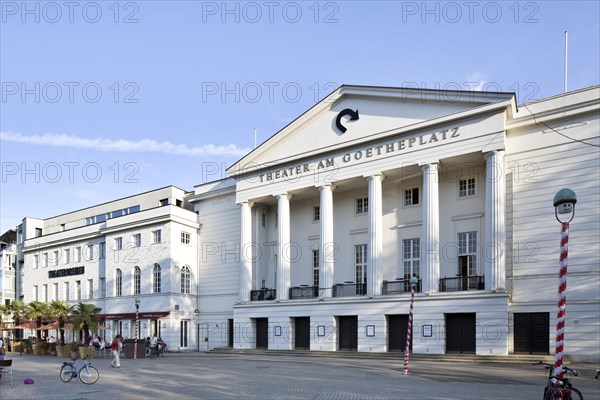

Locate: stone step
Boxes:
[208,347,557,364]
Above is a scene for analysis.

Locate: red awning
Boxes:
[98,311,170,320]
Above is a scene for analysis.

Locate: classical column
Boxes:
[422,163,440,293]
[240,201,254,302]
[277,194,292,300]
[485,150,506,291]
[367,174,384,296]
[319,184,334,298]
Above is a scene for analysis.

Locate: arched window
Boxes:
[181,265,191,294]
[133,266,141,295]
[115,268,122,297]
[153,263,161,293]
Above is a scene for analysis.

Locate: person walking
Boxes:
[110,334,122,368]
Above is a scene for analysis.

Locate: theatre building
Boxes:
[17,186,201,349]
[191,85,599,361]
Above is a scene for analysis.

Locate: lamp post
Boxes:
[134,298,140,360]
[403,276,419,375]
[552,188,577,379]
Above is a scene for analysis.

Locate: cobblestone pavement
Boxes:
[0,352,598,400]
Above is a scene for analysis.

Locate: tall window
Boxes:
[114,237,123,251]
[88,279,93,299]
[64,282,69,300]
[34,254,39,269]
[53,250,59,266]
[76,280,81,300]
[43,252,48,268]
[75,246,81,262]
[53,283,59,300]
[459,178,476,197]
[458,231,477,277]
[43,284,48,302]
[115,269,122,297]
[132,233,141,247]
[403,238,420,286]
[181,265,191,294]
[152,230,161,244]
[312,206,320,222]
[87,244,94,260]
[99,242,106,259]
[356,197,369,214]
[180,320,189,348]
[153,264,161,293]
[100,277,106,298]
[33,285,38,301]
[133,266,141,295]
[64,248,70,264]
[312,250,319,295]
[355,244,367,294]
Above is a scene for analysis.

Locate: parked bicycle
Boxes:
[60,355,99,384]
[532,361,583,400]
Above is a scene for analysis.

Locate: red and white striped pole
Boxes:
[403,277,418,375]
[134,299,140,359]
[551,188,577,380]
[553,222,569,379]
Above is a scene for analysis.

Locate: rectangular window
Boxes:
[459,178,476,198]
[458,231,477,277]
[100,277,106,298]
[114,237,123,251]
[404,188,420,206]
[53,283,59,300]
[64,282,69,301]
[34,254,39,269]
[35,228,42,237]
[355,244,367,295]
[159,198,169,206]
[88,279,93,299]
[43,284,48,302]
[133,234,141,247]
[34,285,38,301]
[99,242,105,259]
[43,252,49,268]
[312,250,319,292]
[181,232,190,245]
[261,213,266,227]
[64,248,70,264]
[75,246,81,262]
[53,250,59,266]
[403,238,420,283]
[87,244,94,260]
[96,213,107,223]
[152,230,161,244]
[312,206,320,222]
[356,197,369,214]
[76,280,81,300]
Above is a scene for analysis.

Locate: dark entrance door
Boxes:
[295,317,310,350]
[514,313,549,354]
[388,315,410,352]
[446,313,476,354]
[338,316,358,350]
[228,319,234,348]
[256,318,268,349]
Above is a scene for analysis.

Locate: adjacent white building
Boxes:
[192,85,599,362]
[13,85,600,362]
[16,186,201,350]
[0,230,18,310]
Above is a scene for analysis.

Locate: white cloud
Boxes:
[0,131,251,157]
[465,72,488,91]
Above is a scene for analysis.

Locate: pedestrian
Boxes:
[110,334,122,368]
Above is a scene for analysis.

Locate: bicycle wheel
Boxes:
[78,366,99,384]
[567,388,583,400]
[59,365,74,382]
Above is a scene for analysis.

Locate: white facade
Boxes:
[17,186,202,351]
[191,85,599,361]
[0,231,18,310]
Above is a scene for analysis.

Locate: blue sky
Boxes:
[1,1,599,233]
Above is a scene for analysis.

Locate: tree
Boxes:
[71,302,102,345]
[0,303,9,327]
[24,301,51,339]
[8,300,25,339]
[50,300,72,345]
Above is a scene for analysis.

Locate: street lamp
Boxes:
[403,276,419,375]
[552,188,577,379]
[134,297,140,360]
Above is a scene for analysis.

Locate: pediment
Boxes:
[228,85,514,175]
